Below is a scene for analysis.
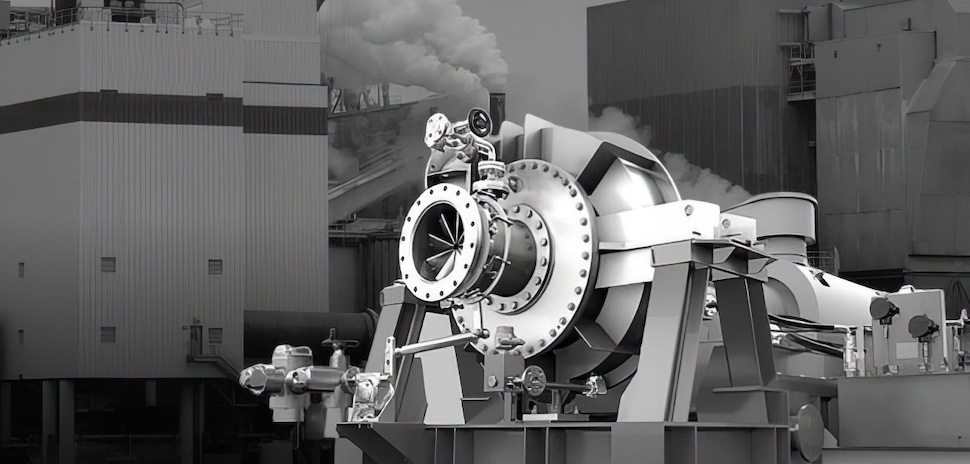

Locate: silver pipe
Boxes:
[394,331,484,356]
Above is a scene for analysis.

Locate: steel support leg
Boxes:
[59,380,74,464]
[366,283,428,423]
[180,381,194,464]
[41,380,56,464]
[715,277,776,387]
[1,382,10,447]
[618,262,710,422]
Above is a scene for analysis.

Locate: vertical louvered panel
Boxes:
[243,133,329,314]
[79,122,247,377]
[80,24,243,96]
[0,124,82,380]
[588,0,819,197]
[243,39,321,85]
[0,28,81,105]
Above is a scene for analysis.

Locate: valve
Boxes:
[322,328,359,370]
[239,364,285,396]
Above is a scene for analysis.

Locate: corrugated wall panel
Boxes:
[588,0,815,104]
[247,0,318,38]
[0,124,81,380]
[244,133,328,314]
[588,0,818,197]
[0,29,80,105]
[79,25,243,96]
[244,82,329,107]
[816,88,905,271]
[244,39,321,84]
[79,122,247,378]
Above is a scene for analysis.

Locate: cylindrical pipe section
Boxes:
[288,366,347,394]
[762,236,809,265]
[490,221,538,297]
[244,311,377,365]
[395,331,483,356]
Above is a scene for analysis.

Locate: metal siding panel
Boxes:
[0,28,81,106]
[244,39,321,85]
[244,133,328,314]
[815,34,901,99]
[79,25,243,96]
[244,82,329,108]
[0,125,82,380]
[79,123,248,378]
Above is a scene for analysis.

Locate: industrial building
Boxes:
[588,0,970,315]
[0,0,329,462]
[6,0,970,464]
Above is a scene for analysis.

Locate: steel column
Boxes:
[618,261,710,422]
[58,380,74,464]
[714,278,776,387]
[0,382,10,447]
[41,380,56,464]
[180,381,194,464]
[366,283,429,423]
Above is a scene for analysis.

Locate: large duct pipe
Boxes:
[244,311,378,367]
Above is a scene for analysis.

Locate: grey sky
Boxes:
[458,0,616,130]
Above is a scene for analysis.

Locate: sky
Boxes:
[457,0,617,130]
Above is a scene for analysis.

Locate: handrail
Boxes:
[3,5,243,40]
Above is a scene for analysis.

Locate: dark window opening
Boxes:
[100,326,116,344]
[208,259,223,275]
[101,257,117,273]
[208,328,223,344]
[18,262,24,279]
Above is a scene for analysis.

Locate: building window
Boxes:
[18,262,24,278]
[208,328,223,344]
[208,259,223,275]
[100,326,116,344]
[101,257,117,273]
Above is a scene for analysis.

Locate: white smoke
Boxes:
[319,0,508,98]
[589,106,652,146]
[329,146,360,182]
[588,106,751,209]
[661,153,752,209]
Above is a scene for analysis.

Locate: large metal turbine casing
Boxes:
[399,114,699,386]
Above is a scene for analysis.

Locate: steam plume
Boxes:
[589,107,751,209]
[319,0,508,98]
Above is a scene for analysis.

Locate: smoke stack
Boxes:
[489,93,506,135]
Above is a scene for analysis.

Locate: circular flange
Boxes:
[522,365,547,397]
[486,204,551,315]
[790,404,824,463]
[453,159,598,357]
[399,184,493,302]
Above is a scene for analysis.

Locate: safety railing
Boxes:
[785,42,816,101]
[808,249,840,275]
[4,5,243,40]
